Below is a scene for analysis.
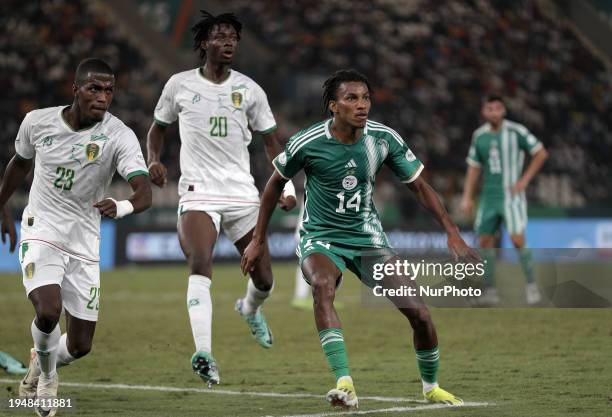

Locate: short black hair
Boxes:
[75,58,113,85]
[192,10,242,60]
[483,94,505,105]
[322,69,372,116]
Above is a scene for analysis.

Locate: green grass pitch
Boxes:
[0,263,610,416]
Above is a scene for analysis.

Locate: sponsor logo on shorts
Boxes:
[277,152,287,166]
[25,263,35,279]
[342,175,358,190]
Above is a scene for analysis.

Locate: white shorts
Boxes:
[19,242,100,322]
[178,196,259,243]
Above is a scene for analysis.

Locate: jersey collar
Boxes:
[58,106,102,133]
[324,118,369,141]
[196,67,234,86]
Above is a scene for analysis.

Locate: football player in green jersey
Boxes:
[242,69,478,409]
[461,95,548,305]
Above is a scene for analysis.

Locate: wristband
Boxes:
[282,180,296,198]
[108,198,134,219]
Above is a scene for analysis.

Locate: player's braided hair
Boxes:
[192,10,242,60]
[322,69,372,116]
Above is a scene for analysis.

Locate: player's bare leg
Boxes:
[178,211,219,386]
[234,229,274,348]
[381,265,463,405]
[22,285,61,416]
[302,254,357,410]
[510,233,540,304]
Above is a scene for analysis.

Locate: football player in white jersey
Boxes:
[147,11,296,386]
[0,58,152,416]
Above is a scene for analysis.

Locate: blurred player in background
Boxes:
[0,58,152,416]
[461,95,548,305]
[147,11,296,386]
[243,69,476,409]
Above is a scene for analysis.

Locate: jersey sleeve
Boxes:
[384,132,424,183]
[517,128,543,155]
[272,135,306,179]
[15,112,35,159]
[247,83,277,134]
[115,129,149,181]
[466,132,482,167]
[153,76,180,126]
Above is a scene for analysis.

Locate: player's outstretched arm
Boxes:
[461,165,481,216]
[511,147,548,195]
[241,170,287,274]
[94,175,152,219]
[146,122,168,188]
[262,131,296,211]
[407,176,480,261]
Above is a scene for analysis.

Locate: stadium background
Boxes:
[0,1,611,416]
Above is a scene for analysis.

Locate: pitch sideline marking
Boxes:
[0,378,418,402]
[268,402,490,417]
[0,378,490,416]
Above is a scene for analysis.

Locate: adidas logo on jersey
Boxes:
[345,159,357,168]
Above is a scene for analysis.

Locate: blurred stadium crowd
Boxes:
[2,0,611,214]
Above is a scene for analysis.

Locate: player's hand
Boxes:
[510,179,528,195]
[148,161,167,188]
[93,199,118,218]
[460,197,474,217]
[447,231,480,262]
[241,239,264,275]
[1,208,17,252]
[278,193,297,211]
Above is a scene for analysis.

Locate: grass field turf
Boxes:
[0,263,610,416]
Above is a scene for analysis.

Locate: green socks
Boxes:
[519,248,535,283]
[415,347,440,384]
[319,328,350,380]
[482,248,497,286]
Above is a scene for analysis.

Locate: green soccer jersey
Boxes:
[273,119,423,248]
[466,119,542,202]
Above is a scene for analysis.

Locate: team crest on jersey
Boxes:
[405,149,416,162]
[192,94,201,104]
[25,263,35,279]
[85,143,100,161]
[342,175,358,190]
[231,91,243,108]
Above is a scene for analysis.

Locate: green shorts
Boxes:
[475,196,527,236]
[296,236,393,288]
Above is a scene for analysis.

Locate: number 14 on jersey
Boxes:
[336,191,361,213]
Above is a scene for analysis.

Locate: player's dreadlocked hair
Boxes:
[192,10,242,60]
[322,69,372,116]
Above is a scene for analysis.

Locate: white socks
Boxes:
[241,278,272,315]
[293,267,311,300]
[56,333,76,367]
[31,320,60,378]
[187,275,213,353]
[422,381,439,393]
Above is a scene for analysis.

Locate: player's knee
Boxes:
[408,307,432,329]
[188,254,213,277]
[510,236,524,248]
[69,341,92,359]
[35,304,62,331]
[310,275,336,303]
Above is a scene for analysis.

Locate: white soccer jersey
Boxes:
[15,106,148,262]
[154,68,277,203]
